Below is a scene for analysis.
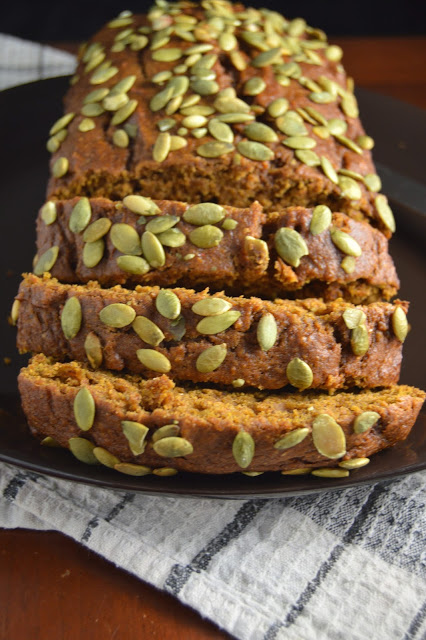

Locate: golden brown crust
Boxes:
[36,197,399,302]
[45,3,394,235]
[16,274,406,391]
[18,355,425,475]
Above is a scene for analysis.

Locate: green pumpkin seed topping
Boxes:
[232,431,255,469]
[312,414,346,459]
[113,129,129,148]
[83,239,104,268]
[69,197,92,233]
[337,176,362,200]
[274,428,310,450]
[192,298,232,316]
[283,136,316,150]
[90,65,119,85]
[111,99,137,126]
[81,103,105,117]
[155,289,181,319]
[93,447,120,468]
[326,118,347,135]
[295,149,320,166]
[83,217,111,243]
[136,349,171,373]
[252,47,282,67]
[152,48,183,62]
[286,358,313,390]
[153,436,193,458]
[52,157,69,178]
[320,156,338,184]
[121,420,149,455]
[189,225,223,248]
[357,135,374,150]
[103,92,129,111]
[132,316,165,346]
[342,308,367,330]
[114,463,151,476]
[232,378,245,388]
[341,256,356,274]
[243,77,266,96]
[109,74,136,95]
[364,173,381,192]
[84,88,109,104]
[208,119,234,143]
[142,231,166,267]
[69,437,98,465]
[73,387,95,431]
[341,93,359,118]
[392,307,408,342]
[157,118,176,132]
[219,32,237,51]
[310,205,332,235]
[110,223,142,255]
[330,228,362,257]
[33,246,59,275]
[99,303,136,328]
[61,296,82,340]
[152,424,180,443]
[169,135,188,151]
[222,218,237,230]
[276,112,307,136]
[196,310,241,335]
[50,112,75,136]
[338,457,370,470]
[41,436,61,447]
[145,215,179,234]
[10,299,20,326]
[353,411,380,434]
[116,255,151,275]
[281,468,311,476]
[84,331,103,369]
[275,227,309,267]
[257,313,278,352]
[312,468,349,478]
[375,195,396,232]
[183,202,225,226]
[351,324,369,356]
[123,195,160,216]
[157,228,186,247]
[78,118,96,132]
[196,343,227,373]
[267,98,289,118]
[153,132,171,162]
[152,467,178,476]
[196,141,234,158]
[237,140,274,161]
[41,201,57,225]
[243,122,278,143]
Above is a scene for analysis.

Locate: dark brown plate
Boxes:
[0,78,425,498]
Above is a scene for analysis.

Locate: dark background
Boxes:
[3,0,426,40]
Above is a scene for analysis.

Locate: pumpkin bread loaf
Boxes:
[18,355,425,475]
[36,197,399,302]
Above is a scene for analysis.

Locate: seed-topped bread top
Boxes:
[46,0,395,235]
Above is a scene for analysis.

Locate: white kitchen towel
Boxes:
[1,34,426,640]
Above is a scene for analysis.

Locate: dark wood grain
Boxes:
[1,37,425,640]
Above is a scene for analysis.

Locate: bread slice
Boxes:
[45,4,395,235]
[36,197,399,302]
[15,274,407,391]
[19,355,425,475]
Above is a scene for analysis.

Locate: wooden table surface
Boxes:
[1,36,425,640]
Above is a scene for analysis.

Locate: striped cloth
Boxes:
[1,34,426,640]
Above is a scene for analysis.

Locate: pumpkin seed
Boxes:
[330,228,362,256]
[341,256,356,274]
[157,117,176,132]
[83,217,111,243]
[169,136,188,151]
[375,195,396,232]
[196,310,241,335]
[243,77,266,96]
[153,436,193,457]
[232,378,245,388]
[189,225,223,248]
[351,324,369,356]
[132,316,164,346]
[219,32,237,51]
[68,197,91,235]
[309,205,332,235]
[111,99,137,125]
[114,462,151,476]
[69,437,98,464]
[208,119,234,143]
[191,79,219,95]
[84,88,109,104]
[168,75,190,97]
[113,129,129,148]
[268,98,289,118]
[103,92,129,111]
[152,48,182,62]
[73,387,95,431]
[123,195,160,216]
[183,202,225,226]
[276,114,307,137]
[136,349,171,373]
[108,16,133,28]
[312,468,349,478]
[109,74,136,95]
[242,471,263,477]
[182,114,207,129]
[165,96,183,115]
[83,239,104,268]
[313,126,330,140]
[84,331,103,369]
[153,467,178,476]
[320,156,338,183]
[312,414,346,459]
[41,436,61,447]
[341,94,359,118]
[130,35,148,51]
[111,223,142,255]
[78,118,96,132]
[49,112,75,136]
[33,246,59,275]
[230,50,246,70]
[295,149,320,166]
[275,227,309,267]
[52,157,69,178]
[10,299,20,326]
[232,431,255,469]
[281,468,311,476]
[191,127,208,139]
[257,313,277,352]
[364,173,381,193]
[392,307,408,342]
[243,123,278,143]
[121,420,149,455]
[222,218,237,231]
[61,297,82,339]
[252,47,282,67]
[157,228,185,247]
[353,411,380,434]
[335,135,362,155]
[116,255,150,275]
[99,303,136,327]
[153,132,171,163]
[156,289,181,319]
[81,103,105,117]
[46,134,63,153]
[192,298,232,316]
[141,231,166,267]
[283,136,316,150]
[196,343,227,373]
[274,428,310,450]
[339,457,370,470]
[196,141,234,158]
[214,96,251,114]
[150,87,174,112]
[339,168,364,181]
[286,358,313,390]
[357,135,374,150]
[41,201,57,225]
[310,91,334,104]
[152,424,180,443]
[90,66,119,85]
[326,118,347,135]
[325,44,343,62]
[342,308,366,329]
[145,215,178,235]
[93,447,120,468]
[237,140,274,161]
